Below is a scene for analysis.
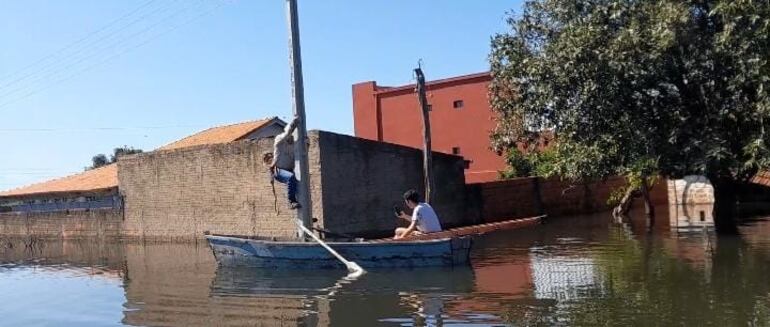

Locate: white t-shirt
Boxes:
[273,123,295,171]
[411,203,442,233]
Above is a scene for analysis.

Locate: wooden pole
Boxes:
[414,67,434,203]
[285,0,313,239]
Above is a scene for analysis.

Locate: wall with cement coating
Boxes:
[316,131,469,236]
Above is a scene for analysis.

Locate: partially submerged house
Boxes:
[0,117,286,213]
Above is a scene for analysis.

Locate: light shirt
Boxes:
[273,123,295,171]
[411,203,442,233]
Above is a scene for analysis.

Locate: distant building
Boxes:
[353,72,506,183]
[0,117,286,213]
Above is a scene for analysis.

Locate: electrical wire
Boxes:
[0,0,194,100]
[0,1,229,110]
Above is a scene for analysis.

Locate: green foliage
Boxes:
[607,158,659,206]
[90,154,109,170]
[87,146,143,170]
[110,146,143,163]
[499,150,533,178]
[490,0,770,185]
[500,147,559,178]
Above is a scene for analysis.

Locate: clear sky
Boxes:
[0,0,520,191]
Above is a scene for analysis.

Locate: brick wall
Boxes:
[467,178,541,223]
[316,132,469,236]
[118,130,468,240]
[118,138,313,241]
[470,176,669,222]
[0,209,122,238]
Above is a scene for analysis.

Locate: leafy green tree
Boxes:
[87,146,143,170]
[490,0,770,233]
[90,154,109,170]
[109,146,143,163]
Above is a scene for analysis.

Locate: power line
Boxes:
[0,172,79,176]
[0,124,208,132]
[0,0,164,90]
[0,0,229,110]
[0,0,191,100]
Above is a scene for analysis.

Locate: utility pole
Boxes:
[285,0,313,239]
[414,67,434,203]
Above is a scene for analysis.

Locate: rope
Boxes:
[271,180,279,215]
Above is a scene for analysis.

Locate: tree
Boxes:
[87,146,143,170]
[90,154,109,169]
[110,146,143,163]
[490,0,770,233]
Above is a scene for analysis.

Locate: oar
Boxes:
[294,219,365,277]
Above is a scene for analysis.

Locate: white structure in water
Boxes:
[667,175,715,230]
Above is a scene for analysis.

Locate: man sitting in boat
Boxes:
[394,189,442,239]
[263,115,301,209]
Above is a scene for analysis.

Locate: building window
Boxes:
[427,104,432,111]
[452,147,461,155]
[453,100,464,109]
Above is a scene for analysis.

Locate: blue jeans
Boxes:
[273,168,298,203]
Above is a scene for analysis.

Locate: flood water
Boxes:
[2,210,770,326]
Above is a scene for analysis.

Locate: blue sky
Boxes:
[0,0,520,191]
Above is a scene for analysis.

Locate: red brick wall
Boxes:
[471,176,669,222]
[353,73,506,183]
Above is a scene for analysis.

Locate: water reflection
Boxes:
[209,266,483,326]
[1,211,770,326]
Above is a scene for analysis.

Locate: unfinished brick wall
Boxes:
[315,132,469,236]
[117,138,314,240]
[0,209,122,238]
[117,130,468,240]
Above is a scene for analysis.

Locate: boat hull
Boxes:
[206,235,472,269]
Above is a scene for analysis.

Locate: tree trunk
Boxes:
[640,176,655,217]
[613,186,639,218]
[711,177,740,235]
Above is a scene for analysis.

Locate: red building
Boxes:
[352,72,505,183]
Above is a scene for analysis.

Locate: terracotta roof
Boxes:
[0,164,117,198]
[157,118,275,151]
[1,118,281,198]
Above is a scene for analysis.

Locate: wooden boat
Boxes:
[207,234,471,269]
[207,234,472,269]
[389,215,545,242]
[205,215,544,269]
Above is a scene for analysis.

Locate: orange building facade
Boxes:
[352,72,505,183]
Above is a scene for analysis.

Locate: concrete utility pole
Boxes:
[414,67,434,203]
[285,0,313,239]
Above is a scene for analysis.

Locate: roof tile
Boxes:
[1,118,277,198]
[157,119,273,151]
[0,164,117,198]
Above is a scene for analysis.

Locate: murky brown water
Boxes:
[1,210,770,326]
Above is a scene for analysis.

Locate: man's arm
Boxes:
[274,116,300,146]
[284,115,299,136]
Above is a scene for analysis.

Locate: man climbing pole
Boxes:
[263,115,301,209]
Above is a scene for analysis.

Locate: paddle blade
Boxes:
[346,262,365,278]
